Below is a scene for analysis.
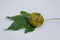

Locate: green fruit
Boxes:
[29,12,44,27]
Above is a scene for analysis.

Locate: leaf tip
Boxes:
[4,29,8,31]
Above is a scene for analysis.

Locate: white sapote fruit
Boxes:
[29,12,44,27]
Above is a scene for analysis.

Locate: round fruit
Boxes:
[29,12,44,27]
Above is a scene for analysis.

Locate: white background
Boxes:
[0,0,60,40]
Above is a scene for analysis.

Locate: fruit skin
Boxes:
[29,12,44,27]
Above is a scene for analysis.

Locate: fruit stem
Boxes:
[45,18,60,21]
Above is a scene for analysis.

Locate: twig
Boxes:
[45,18,60,21]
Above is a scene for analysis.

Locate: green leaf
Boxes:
[25,21,36,33]
[7,15,27,22]
[25,25,36,33]
[6,15,28,30]
[20,11,30,18]
[6,11,36,33]
[5,22,24,30]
